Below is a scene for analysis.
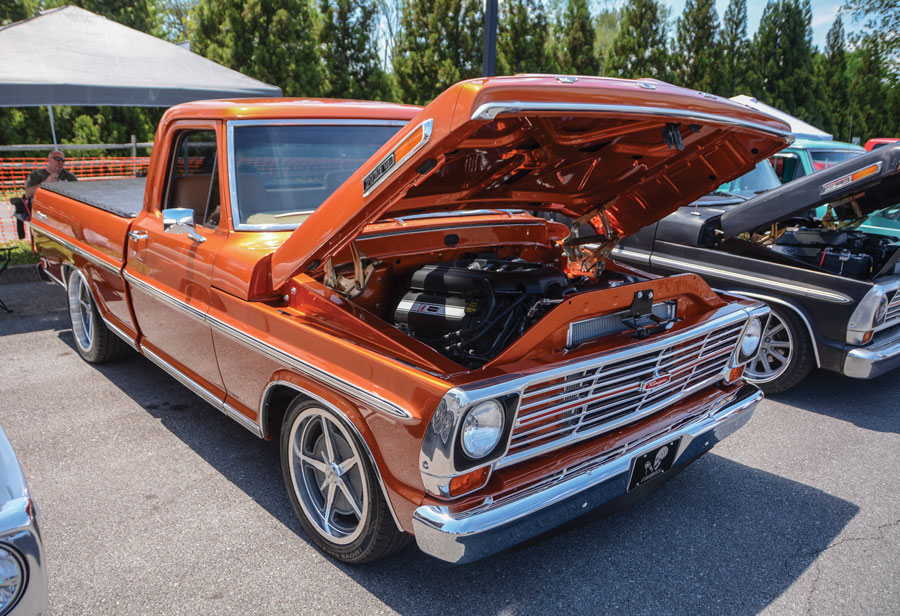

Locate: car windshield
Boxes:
[714,161,781,197]
[810,149,863,171]
[231,123,402,227]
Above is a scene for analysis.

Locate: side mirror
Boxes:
[162,208,205,243]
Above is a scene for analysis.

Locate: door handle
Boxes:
[128,230,148,242]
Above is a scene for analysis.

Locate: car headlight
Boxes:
[874,295,888,326]
[460,400,505,459]
[0,545,25,615]
[738,317,764,363]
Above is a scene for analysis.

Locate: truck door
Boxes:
[124,123,228,398]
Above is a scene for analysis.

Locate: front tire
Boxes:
[66,269,131,363]
[280,399,409,563]
[744,306,814,394]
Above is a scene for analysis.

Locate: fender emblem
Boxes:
[641,373,671,391]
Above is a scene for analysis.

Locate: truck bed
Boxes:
[42,178,146,218]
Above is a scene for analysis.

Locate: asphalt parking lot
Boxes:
[1,278,898,616]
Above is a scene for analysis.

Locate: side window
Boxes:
[164,130,221,228]
[771,153,801,183]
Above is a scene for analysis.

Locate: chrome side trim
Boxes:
[123,270,208,322]
[124,268,412,420]
[99,313,139,351]
[39,260,66,288]
[141,346,263,437]
[360,220,544,240]
[260,380,404,532]
[611,246,651,266]
[723,291,822,368]
[206,313,412,420]
[31,224,120,275]
[652,254,853,304]
[471,101,795,140]
[226,119,409,232]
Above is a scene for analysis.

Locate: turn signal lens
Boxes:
[448,467,490,496]
[725,366,744,384]
[863,330,874,344]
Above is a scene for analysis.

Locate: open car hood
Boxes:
[271,75,792,289]
[719,144,900,238]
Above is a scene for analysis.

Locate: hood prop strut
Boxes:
[323,241,378,299]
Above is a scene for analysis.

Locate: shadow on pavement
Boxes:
[68,340,857,616]
[769,369,900,434]
[0,281,68,336]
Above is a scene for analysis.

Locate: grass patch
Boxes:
[1,240,39,266]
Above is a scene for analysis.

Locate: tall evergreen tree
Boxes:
[817,15,853,141]
[606,0,669,80]
[594,7,621,62]
[849,33,890,140]
[747,0,821,127]
[552,0,601,75]
[497,0,554,75]
[319,0,392,100]
[193,0,323,97]
[843,0,898,77]
[672,0,722,93]
[720,0,750,97]
[392,0,483,105]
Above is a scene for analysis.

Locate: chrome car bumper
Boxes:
[413,383,762,564]
[1,428,47,616]
[843,333,900,379]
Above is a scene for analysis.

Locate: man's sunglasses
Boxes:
[51,157,65,162]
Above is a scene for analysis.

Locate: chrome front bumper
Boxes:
[843,332,900,379]
[413,383,762,564]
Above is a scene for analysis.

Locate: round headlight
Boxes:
[460,400,505,459]
[0,545,25,614]
[875,295,888,326]
[740,317,764,360]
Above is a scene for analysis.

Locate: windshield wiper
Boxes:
[709,190,746,199]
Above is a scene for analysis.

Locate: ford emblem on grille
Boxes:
[641,373,672,391]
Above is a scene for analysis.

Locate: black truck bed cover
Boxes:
[41,178,146,218]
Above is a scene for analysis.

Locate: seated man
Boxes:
[24,150,77,199]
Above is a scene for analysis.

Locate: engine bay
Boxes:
[390,255,645,368]
[762,225,899,279]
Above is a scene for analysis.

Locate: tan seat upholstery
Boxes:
[171,175,212,218]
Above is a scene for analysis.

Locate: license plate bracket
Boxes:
[628,438,681,491]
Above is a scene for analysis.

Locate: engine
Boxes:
[769,226,899,280]
[392,257,640,368]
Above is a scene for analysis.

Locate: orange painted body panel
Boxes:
[30,77,776,537]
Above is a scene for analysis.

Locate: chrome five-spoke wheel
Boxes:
[280,399,409,563]
[288,407,369,545]
[67,269,95,354]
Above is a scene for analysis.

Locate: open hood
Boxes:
[271,75,792,289]
[720,143,900,238]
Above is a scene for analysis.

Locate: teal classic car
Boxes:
[770,138,865,183]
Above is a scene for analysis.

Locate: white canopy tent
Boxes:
[0,6,282,145]
[729,95,832,141]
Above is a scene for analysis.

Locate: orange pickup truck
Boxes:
[30,75,790,564]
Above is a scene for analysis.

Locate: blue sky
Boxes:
[656,0,849,49]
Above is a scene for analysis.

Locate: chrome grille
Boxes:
[502,319,745,467]
[885,290,900,325]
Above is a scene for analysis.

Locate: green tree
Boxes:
[497,0,554,75]
[193,0,323,97]
[848,33,890,140]
[843,0,899,77]
[392,0,483,105]
[552,0,600,75]
[70,0,162,35]
[747,0,821,126]
[606,0,669,80]
[672,0,722,93]
[719,0,749,96]
[594,6,621,63]
[319,0,392,100]
[817,14,853,140]
[1,0,38,25]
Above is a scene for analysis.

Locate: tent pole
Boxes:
[47,106,58,149]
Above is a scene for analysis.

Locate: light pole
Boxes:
[482,0,498,76]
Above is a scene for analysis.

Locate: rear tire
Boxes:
[744,306,814,394]
[280,398,410,563]
[66,269,131,363]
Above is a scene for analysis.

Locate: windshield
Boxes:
[231,123,402,228]
[810,149,863,171]
[715,161,781,197]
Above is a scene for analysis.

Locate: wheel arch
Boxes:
[261,379,405,533]
[726,290,821,368]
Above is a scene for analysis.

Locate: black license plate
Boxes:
[628,438,681,491]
